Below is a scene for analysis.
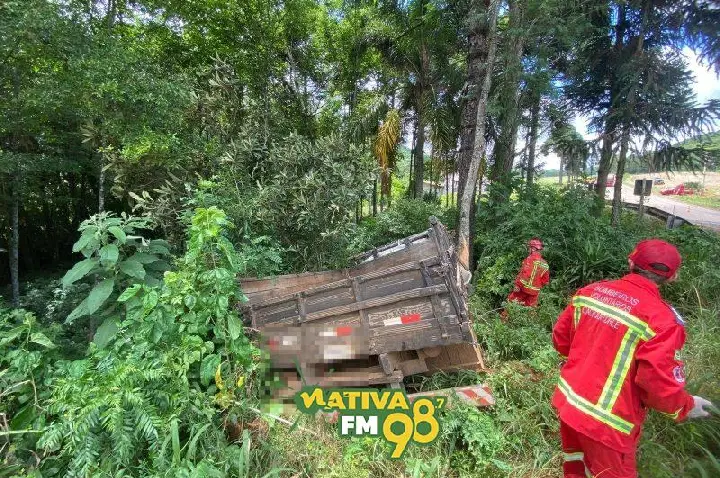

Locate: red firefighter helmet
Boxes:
[528,238,544,250]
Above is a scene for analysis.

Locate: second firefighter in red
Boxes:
[507,238,550,307]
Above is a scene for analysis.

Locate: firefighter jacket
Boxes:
[514,251,550,296]
[552,273,695,453]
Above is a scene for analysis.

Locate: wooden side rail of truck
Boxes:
[238,216,485,393]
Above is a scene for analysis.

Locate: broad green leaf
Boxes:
[148,240,171,255]
[200,354,221,387]
[30,332,55,349]
[93,318,118,349]
[119,259,145,279]
[62,258,97,288]
[129,252,158,264]
[227,314,242,341]
[146,260,171,272]
[108,226,127,244]
[9,405,36,431]
[72,232,93,253]
[117,284,142,302]
[66,298,89,323]
[143,289,159,310]
[85,279,115,315]
[144,276,161,288]
[171,419,180,465]
[100,244,119,265]
[0,326,25,347]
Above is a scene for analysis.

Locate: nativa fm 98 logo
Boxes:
[295,387,445,458]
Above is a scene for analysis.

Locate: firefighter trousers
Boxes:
[560,420,638,478]
[507,289,539,307]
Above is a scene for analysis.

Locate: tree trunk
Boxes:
[456,0,491,208]
[372,179,377,216]
[558,158,564,185]
[445,153,450,207]
[594,3,627,213]
[490,0,526,185]
[610,0,648,224]
[611,129,630,226]
[458,0,500,271]
[526,92,541,188]
[451,161,455,206]
[412,108,426,199]
[595,131,614,200]
[10,170,20,308]
[409,120,417,194]
[98,153,105,213]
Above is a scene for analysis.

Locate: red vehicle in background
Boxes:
[586,175,615,188]
[661,183,695,196]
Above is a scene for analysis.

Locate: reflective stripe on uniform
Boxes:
[659,407,683,420]
[564,451,584,462]
[597,331,641,410]
[573,306,582,328]
[572,296,655,340]
[521,260,548,291]
[558,377,634,434]
[585,466,594,478]
[520,280,541,291]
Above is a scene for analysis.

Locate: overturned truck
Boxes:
[238,217,486,395]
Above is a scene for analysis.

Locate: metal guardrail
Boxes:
[608,199,720,232]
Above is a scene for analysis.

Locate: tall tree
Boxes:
[489,0,527,185]
[563,0,720,217]
[458,0,500,271]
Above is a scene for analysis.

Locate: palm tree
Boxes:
[373,108,402,208]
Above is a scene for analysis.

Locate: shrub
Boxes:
[22,207,258,477]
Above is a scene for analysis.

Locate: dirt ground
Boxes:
[624,171,720,210]
[625,171,720,188]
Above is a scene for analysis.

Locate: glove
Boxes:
[687,396,713,419]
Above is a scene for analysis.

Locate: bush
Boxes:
[349,198,457,254]
[468,183,720,476]
[0,206,276,477]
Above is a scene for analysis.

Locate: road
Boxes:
[608,185,720,232]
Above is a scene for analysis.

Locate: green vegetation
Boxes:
[2,0,719,477]
[3,184,719,477]
[673,194,720,211]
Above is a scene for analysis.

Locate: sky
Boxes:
[402,49,720,173]
[543,48,720,170]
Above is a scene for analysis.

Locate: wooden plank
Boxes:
[397,358,429,376]
[249,278,353,308]
[350,240,440,277]
[298,293,306,323]
[378,353,394,375]
[418,346,442,359]
[353,260,424,283]
[424,341,486,372]
[351,278,370,330]
[360,270,426,301]
[370,325,465,354]
[351,230,432,262]
[299,284,448,324]
[240,270,348,304]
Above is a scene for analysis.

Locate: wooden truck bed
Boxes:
[238,216,484,390]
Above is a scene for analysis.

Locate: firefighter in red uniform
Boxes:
[506,238,550,311]
[552,239,713,477]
